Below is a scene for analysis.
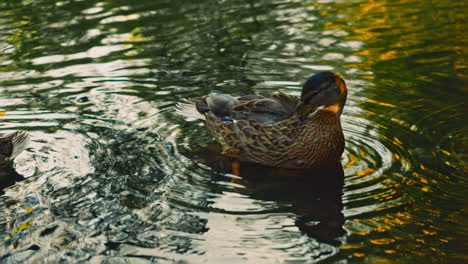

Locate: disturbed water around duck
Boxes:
[0,0,465,263]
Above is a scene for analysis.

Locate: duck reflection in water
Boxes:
[230,161,343,245]
[192,147,345,245]
[0,131,29,195]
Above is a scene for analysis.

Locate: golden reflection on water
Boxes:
[324,0,465,261]
[0,0,465,263]
[337,0,466,74]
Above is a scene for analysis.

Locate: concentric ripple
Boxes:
[0,0,465,263]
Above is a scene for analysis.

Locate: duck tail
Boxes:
[176,98,206,121]
[0,131,29,161]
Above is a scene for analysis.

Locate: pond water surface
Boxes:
[0,0,466,263]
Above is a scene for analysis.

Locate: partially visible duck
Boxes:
[0,131,29,168]
[182,71,347,169]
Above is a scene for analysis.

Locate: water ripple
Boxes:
[0,0,465,263]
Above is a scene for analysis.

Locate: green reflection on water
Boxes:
[0,0,466,263]
[323,0,466,263]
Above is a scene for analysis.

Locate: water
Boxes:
[0,0,465,263]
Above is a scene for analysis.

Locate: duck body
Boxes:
[0,131,29,168]
[183,72,347,169]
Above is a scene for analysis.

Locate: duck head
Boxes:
[300,72,348,115]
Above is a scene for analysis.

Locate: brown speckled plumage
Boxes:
[183,71,347,169]
[205,107,344,168]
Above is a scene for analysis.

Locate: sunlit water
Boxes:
[0,0,465,263]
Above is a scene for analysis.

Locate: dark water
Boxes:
[0,0,466,263]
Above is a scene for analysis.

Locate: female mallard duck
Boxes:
[183,71,347,169]
[0,131,29,167]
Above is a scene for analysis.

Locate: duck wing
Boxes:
[177,92,237,120]
[205,114,299,164]
[186,92,299,123]
[230,92,299,124]
[0,131,29,165]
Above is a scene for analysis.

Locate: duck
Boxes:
[182,71,347,169]
[0,131,29,168]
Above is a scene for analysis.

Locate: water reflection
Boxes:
[0,0,465,263]
[229,163,346,246]
[192,146,346,246]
